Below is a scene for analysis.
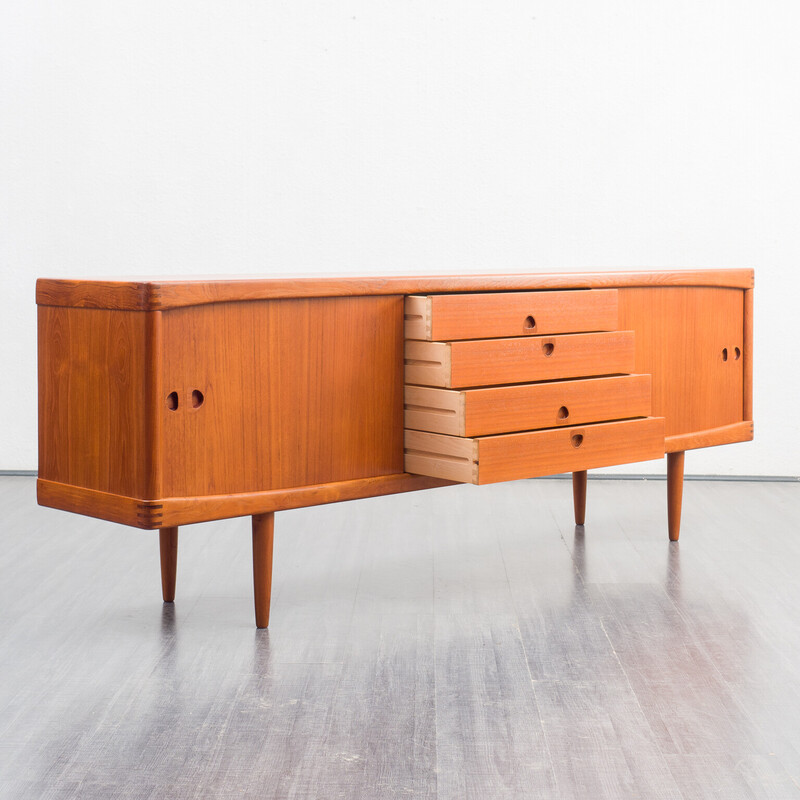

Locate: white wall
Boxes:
[2,1,798,476]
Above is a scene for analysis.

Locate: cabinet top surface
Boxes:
[36,268,754,311]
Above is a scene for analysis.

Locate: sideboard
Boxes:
[36,270,754,627]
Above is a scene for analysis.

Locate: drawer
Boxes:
[405,289,618,341]
[404,417,665,484]
[405,331,636,388]
[405,374,652,436]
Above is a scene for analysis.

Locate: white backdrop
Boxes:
[2,1,798,476]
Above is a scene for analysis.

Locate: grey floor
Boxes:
[1,476,800,799]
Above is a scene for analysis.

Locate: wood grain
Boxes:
[665,421,753,453]
[618,287,745,437]
[144,311,164,500]
[404,340,452,388]
[36,272,753,537]
[405,289,618,341]
[160,296,404,497]
[405,374,652,436]
[406,331,637,389]
[38,306,150,498]
[38,474,454,529]
[404,417,665,485]
[405,430,479,483]
[36,269,754,310]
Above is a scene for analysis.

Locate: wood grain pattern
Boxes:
[36,272,753,536]
[38,306,150,498]
[37,478,151,527]
[160,296,404,497]
[405,289,618,341]
[37,474,454,528]
[405,374,652,436]
[144,311,164,500]
[404,340,452,388]
[36,269,754,310]
[404,417,665,485]
[665,421,753,453]
[405,430,479,483]
[403,294,430,340]
[618,287,745,437]
[404,385,465,436]
[406,331,636,388]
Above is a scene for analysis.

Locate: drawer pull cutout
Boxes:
[543,342,555,356]
[571,434,584,448]
[524,315,537,331]
[558,406,569,420]
[166,392,179,411]
[192,390,204,409]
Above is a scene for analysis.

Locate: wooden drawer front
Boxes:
[405,290,618,341]
[405,417,665,485]
[405,374,652,437]
[405,331,636,388]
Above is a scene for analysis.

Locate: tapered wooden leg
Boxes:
[252,512,275,629]
[159,527,178,603]
[667,451,685,542]
[572,471,587,526]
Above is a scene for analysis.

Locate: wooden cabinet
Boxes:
[36,270,754,627]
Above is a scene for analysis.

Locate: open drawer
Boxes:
[404,289,619,341]
[404,331,636,388]
[404,417,665,484]
[404,374,652,437]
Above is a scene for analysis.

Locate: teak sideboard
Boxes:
[36,270,754,628]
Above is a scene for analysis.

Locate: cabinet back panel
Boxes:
[618,287,744,436]
[160,296,404,497]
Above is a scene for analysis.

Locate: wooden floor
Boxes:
[1,475,800,799]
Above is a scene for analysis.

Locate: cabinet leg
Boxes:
[252,512,275,629]
[667,451,685,542]
[572,470,587,526]
[159,527,179,603]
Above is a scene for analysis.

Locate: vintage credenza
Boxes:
[36,270,754,627]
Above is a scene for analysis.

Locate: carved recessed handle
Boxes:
[524,315,537,332]
[166,392,179,411]
[542,342,555,356]
[558,406,569,420]
[571,433,584,448]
